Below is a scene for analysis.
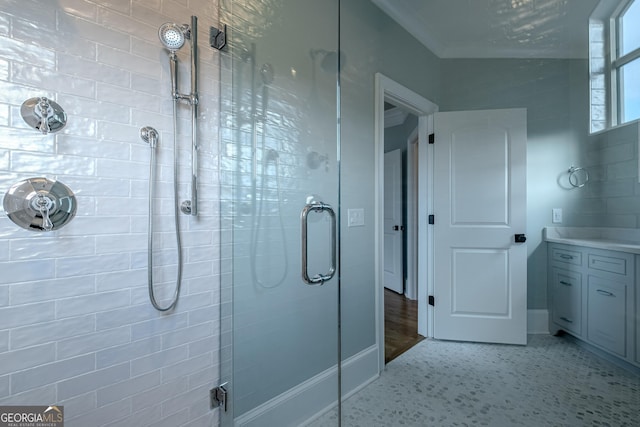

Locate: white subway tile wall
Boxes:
[0,1,222,426]
[582,122,640,228]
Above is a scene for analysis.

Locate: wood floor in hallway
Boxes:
[384,288,424,363]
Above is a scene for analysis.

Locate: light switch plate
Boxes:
[348,208,364,227]
[552,208,562,224]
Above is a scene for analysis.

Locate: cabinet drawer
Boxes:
[588,253,628,276]
[551,247,582,266]
[587,276,627,357]
[551,268,582,335]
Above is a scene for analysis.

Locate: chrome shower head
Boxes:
[310,49,345,73]
[158,22,186,52]
[320,51,339,72]
[260,63,274,85]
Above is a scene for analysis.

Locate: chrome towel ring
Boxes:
[568,166,589,188]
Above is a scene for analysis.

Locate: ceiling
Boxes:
[370,0,603,59]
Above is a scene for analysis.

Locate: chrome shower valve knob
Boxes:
[20,97,67,134]
[31,193,55,231]
[3,177,76,232]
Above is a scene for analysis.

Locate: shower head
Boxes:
[310,49,345,73]
[320,51,338,72]
[158,22,187,52]
[260,63,274,85]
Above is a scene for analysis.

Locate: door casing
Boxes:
[374,73,438,371]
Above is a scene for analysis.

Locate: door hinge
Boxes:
[428,133,435,144]
[428,214,435,225]
[428,295,435,306]
[210,24,227,50]
[210,383,228,411]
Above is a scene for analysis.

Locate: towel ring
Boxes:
[568,166,589,188]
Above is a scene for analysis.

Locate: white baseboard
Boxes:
[527,309,549,334]
[235,345,379,427]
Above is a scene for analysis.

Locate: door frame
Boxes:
[374,73,438,372]
[405,126,418,301]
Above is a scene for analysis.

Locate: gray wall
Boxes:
[340,0,604,319]
[340,0,608,341]
[339,0,442,358]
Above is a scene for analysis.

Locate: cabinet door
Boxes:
[587,276,627,357]
[551,268,582,335]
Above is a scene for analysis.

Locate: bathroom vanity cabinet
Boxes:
[545,227,640,369]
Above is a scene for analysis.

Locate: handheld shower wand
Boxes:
[145,17,199,312]
[141,126,183,312]
[158,22,187,98]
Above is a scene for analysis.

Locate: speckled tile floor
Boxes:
[308,334,640,427]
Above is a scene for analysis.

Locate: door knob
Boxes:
[393,225,404,231]
[515,234,526,243]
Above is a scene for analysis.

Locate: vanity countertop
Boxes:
[544,227,640,254]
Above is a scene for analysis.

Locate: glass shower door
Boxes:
[220,0,341,425]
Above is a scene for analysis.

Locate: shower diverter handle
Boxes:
[301,202,336,285]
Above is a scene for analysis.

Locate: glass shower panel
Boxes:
[221,0,340,424]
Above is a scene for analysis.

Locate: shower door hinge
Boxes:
[428,133,435,144]
[210,383,228,411]
[210,24,227,50]
[428,295,435,306]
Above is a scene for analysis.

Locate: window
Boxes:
[590,0,640,132]
[616,0,640,124]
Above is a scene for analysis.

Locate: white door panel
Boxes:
[451,249,509,316]
[451,127,509,225]
[434,108,527,345]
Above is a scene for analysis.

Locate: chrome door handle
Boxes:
[301,201,336,285]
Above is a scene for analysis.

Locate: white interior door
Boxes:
[433,108,527,345]
[384,149,404,294]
